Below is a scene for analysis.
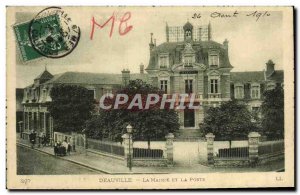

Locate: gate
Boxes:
[53,132,86,151]
[75,133,86,150]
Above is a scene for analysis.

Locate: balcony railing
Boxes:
[165,93,202,102]
[208,93,221,99]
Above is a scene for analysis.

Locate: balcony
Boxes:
[208,93,221,99]
[165,93,202,102]
[159,65,168,69]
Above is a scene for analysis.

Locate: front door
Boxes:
[184,109,195,128]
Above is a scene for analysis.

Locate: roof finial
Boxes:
[45,65,47,71]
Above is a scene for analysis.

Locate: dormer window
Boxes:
[266,82,276,90]
[209,54,219,67]
[185,30,192,40]
[251,83,260,99]
[183,55,195,67]
[234,84,244,99]
[159,54,169,68]
[42,88,47,99]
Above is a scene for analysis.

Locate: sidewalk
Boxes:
[17,137,284,174]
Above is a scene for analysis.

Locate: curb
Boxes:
[17,142,110,174]
[17,142,170,175]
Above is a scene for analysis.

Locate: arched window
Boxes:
[185,30,192,39]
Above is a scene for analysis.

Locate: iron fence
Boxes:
[87,138,125,157]
[258,140,284,156]
[133,148,164,159]
[216,147,249,158]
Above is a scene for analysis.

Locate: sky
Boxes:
[12,7,283,88]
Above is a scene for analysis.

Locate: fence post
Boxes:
[122,133,133,166]
[165,133,175,166]
[248,132,261,164]
[205,133,215,165]
[71,132,76,151]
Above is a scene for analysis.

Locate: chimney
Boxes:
[223,39,229,53]
[121,69,130,86]
[208,21,212,41]
[139,63,144,74]
[266,60,275,77]
[166,22,169,42]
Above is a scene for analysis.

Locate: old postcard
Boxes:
[6,6,294,189]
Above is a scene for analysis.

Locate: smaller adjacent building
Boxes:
[230,60,284,117]
[20,68,148,143]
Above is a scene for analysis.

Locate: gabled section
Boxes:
[34,69,54,86]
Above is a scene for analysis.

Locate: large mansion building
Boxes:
[19,21,283,140]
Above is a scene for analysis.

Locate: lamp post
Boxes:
[126,124,133,171]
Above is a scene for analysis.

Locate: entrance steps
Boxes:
[175,128,204,141]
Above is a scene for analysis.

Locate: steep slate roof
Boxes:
[231,70,284,83]
[146,40,232,70]
[268,70,284,81]
[231,71,265,83]
[44,72,149,85]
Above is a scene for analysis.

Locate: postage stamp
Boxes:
[13,6,80,62]
[6,6,294,190]
[14,21,43,62]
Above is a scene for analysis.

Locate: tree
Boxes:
[85,80,180,148]
[261,86,284,139]
[201,100,258,142]
[48,85,95,133]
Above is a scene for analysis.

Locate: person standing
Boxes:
[54,142,58,156]
[29,130,36,148]
[67,142,71,155]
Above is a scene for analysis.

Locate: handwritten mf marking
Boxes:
[90,12,133,40]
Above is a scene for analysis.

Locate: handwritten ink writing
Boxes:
[192,13,202,19]
[210,11,239,18]
[246,11,271,21]
[90,12,133,40]
[191,10,271,21]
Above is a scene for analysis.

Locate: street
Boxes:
[17,145,103,175]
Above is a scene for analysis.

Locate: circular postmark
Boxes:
[29,7,80,58]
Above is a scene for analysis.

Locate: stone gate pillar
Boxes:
[205,133,215,165]
[165,133,175,166]
[122,133,133,166]
[248,132,261,164]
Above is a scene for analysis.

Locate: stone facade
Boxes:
[144,21,284,137]
[19,21,284,140]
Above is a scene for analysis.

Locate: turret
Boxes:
[183,21,193,41]
[149,33,154,51]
